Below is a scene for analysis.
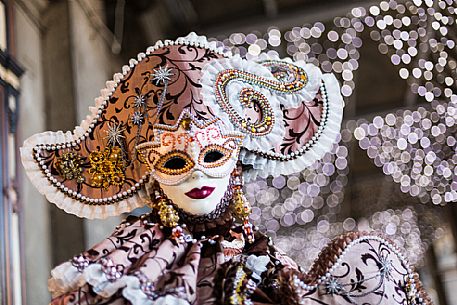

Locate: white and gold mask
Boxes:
[137,112,244,215]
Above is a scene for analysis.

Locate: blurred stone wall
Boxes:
[14,1,122,303]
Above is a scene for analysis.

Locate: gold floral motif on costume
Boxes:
[232,185,252,219]
[88,146,125,189]
[56,152,85,184]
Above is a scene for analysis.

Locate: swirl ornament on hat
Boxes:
[201,54,344,182]
[20,32,344,219]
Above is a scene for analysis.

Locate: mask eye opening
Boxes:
[155,151,195,175]
[198,144,233,168]
[164,156,187,170]
[203,150,225,163]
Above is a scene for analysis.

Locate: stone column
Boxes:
[41,1,86,265]
[14,1,51,304]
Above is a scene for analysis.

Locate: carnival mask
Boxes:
[137,112,243,215]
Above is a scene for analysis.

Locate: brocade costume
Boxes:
[21,33,431,305]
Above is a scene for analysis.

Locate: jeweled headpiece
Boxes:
[20,33,344,219]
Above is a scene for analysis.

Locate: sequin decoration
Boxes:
[56,152,85,184]
[100,257,123,282]
[149,66,174,127]
[136,111,244,186]
[104,122,126,148]
[261,60,308,84]
[232,185,252,219]
[71,254,89,272]
[231,167,255,243]
[151,65,174,85]
[214,62,307,136]
[238,88,273,135]
[232,265,249,304]
[88,146,125,189]
[198,144,232,169]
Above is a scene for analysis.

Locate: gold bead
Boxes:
[179,118,192,130]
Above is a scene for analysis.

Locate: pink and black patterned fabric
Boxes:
[48,214,431,305]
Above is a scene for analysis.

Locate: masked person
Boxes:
[21,33,431,305]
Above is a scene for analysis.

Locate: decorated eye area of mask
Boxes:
[154,146,230,175]
[199,145,232,167]
[137,112,244,186]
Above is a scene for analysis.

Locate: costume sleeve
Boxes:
[48,214,210,305]
[273,232,432,305]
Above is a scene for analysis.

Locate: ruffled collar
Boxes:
[143,204,234,240]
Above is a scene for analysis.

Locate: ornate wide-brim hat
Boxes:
[20,33,344,219]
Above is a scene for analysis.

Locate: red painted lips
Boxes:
[185,186,215,199]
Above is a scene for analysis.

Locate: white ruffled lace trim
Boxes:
[48,262,84,298]
[20,33,224,219]
[47,262,116,298]
[121,276,150,305]
[241,73,344,182]
[83,264,126,297]
[49,262,190,305]
[201,55,285,152]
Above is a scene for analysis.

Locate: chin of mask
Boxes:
[160,170,230,215]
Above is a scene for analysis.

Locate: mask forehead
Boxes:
[154,119,228,155]
[194,125,225,147]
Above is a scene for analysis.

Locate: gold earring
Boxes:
[231,167,254,243]
[157,199,179,227]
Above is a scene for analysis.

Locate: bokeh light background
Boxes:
[209,0,457,269]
